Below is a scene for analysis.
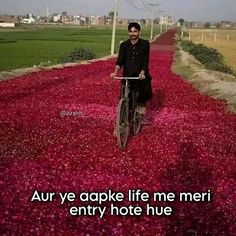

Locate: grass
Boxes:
[183,28,236,71]
[0,25,160,71]
[193,41,236,71]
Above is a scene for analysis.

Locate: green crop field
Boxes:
[0,25,160,71]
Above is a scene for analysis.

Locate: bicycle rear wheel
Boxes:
[131,91,141,135]
[116,98,129,149]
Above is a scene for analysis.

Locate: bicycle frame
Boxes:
[114,76,140,99]
[113,77,141,149]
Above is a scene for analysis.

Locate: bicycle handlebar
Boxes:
[113,77,140,80]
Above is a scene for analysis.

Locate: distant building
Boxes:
[117,18,151,27]
[61,12,69,23]
[106,17,113,25]
[53,14,61,22]
[90,16,100,25]
[80,16,89,26]
[61,15,75,24]
[69,15,87,25]
[127,19,142,25]
[176,22,180,27]
[159,16,173,25]
[117,18,128,27]
[21,18,35,24]
[140,19,146,26]
[0,15,16,27]
[21,14,35,24]
[90,15,118,26]
[187,21,203,28]
[38,16,47,24]
[98,16,107,26]
[220,21,232,28]
[145,19,152,26]
[73,15,80,24]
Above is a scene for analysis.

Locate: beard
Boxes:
[130,35,138,40]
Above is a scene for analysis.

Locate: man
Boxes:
[110,22,153,115]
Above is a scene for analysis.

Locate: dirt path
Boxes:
[0,30,235,235]
[174,49,236,113]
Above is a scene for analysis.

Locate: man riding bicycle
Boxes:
[110,22,153,115]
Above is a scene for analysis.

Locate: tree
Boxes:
[178,18,185,26]
[16,16,21,23]
[204,22,211,28]
[154,18,159,24]
[216,22,221,28]
[108,11,114,19]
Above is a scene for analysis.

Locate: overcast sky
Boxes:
[0,0,236,22]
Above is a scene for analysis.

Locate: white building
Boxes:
[53,15,61,22]
[159,16,173,25]
[90,16,99,25]
[21,17,35,24]
[0,16,15,27]
[72,16,82,25]
[80,16,87,25]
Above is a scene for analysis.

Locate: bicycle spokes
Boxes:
[116,99,129,149]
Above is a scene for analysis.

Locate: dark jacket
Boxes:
[116,38,150,77]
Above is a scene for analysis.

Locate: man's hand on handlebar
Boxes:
[110,65,121,79]
[139,71,146,80]
[110,72,117,79]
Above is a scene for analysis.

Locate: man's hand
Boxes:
[110,72,117,79]
[139,71,146,80]
[110,65,120,79]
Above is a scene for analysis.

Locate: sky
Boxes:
[0,0,236,22]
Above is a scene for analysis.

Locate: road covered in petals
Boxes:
[0,30,236,235]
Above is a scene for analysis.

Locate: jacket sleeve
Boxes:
[116,42,125,67]
[142,41,150,74]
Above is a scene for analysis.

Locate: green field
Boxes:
[0,25,160,71]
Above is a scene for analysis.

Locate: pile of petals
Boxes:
[0,29,236,235]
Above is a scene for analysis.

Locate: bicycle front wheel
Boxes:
[116,98,129,149]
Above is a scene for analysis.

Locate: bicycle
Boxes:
[114,77,143,149]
